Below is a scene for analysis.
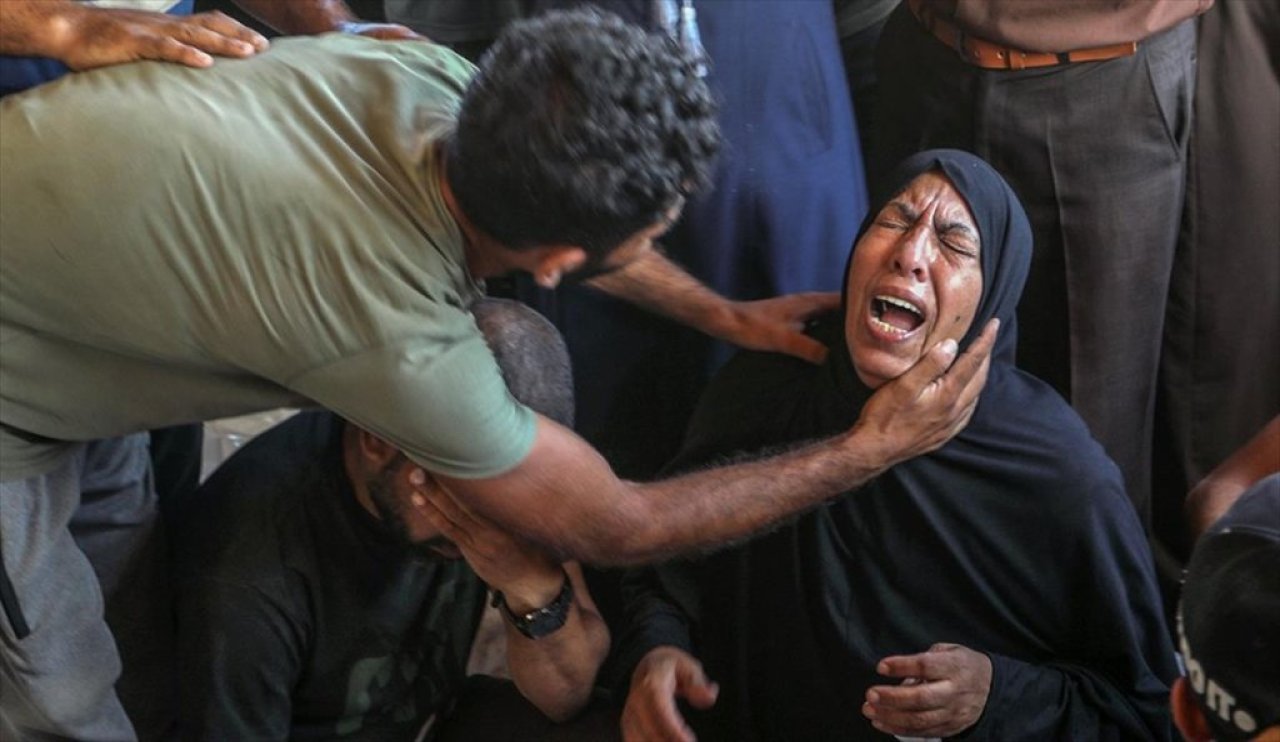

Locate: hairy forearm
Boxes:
[232,0,354,35]
[435,322,994,568]
[504,567,610,721]
[457,419,892,567]
[611,431,887,564]
[0,1,79,57]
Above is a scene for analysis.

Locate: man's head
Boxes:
[346,299,573,558]
[844,170,983,389]
[1172,475,1280,742]
[445,8,719,264]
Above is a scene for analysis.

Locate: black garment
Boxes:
[616,151,1178,740]
[873,5,1197,528]
[173,412,487,741]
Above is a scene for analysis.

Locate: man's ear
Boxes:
[531,246,588,289]
[1170,677,1214,742]
[354,428,400,469]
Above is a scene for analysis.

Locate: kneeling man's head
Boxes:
[343,299,571,558]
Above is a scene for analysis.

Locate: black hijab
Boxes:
[646,150,1177,741]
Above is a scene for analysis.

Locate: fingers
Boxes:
[675,656,720,709]
[166,26,259,61]
[863,694,954,738]
[876,652,936,681]
[777,331,829,365]
[412,476,469,543]
[865,645,991,737]
[943,318,998,396]
[624,651,703,742]
[622,699,695,742]
[876,644,963,681]
[898,337,960,395]
[71,10,268,71]
[784,291,842,319]
[866,679,950,711]
[186,11,269,53]
[139,35,214,68]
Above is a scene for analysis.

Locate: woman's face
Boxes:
[844,170,983,389]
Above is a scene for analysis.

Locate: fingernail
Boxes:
[877,661,890,674]
[409,468,425,485]
[940,339,957,356]
[411,494,426,508]
[867,690,879,704]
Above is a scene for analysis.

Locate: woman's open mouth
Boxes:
[870,294,925,338]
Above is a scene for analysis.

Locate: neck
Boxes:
[437,149,511,280]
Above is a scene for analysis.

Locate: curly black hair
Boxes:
[446,8,720,256]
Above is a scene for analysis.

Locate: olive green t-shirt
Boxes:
[0,35,535,481]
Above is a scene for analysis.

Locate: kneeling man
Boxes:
[173,301,608,739]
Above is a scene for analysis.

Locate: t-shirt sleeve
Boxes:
[287,329,537,479]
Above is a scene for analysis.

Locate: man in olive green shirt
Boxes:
[0,9,995,739]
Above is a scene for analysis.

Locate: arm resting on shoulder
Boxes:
[0,0,267,70]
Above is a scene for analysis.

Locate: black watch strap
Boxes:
[493,569,574,639]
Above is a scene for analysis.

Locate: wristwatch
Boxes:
[492,570,574,639]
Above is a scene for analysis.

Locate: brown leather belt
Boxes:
[906,0,1138,70]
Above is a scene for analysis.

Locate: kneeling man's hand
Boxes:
[863,642,992,739]
[623,647,719,742]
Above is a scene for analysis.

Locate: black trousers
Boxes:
[874,5,1197,527]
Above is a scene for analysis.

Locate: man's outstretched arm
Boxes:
[427,320,998,566]
[587,247,840,365]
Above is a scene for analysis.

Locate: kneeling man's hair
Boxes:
[472,298,574,428]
